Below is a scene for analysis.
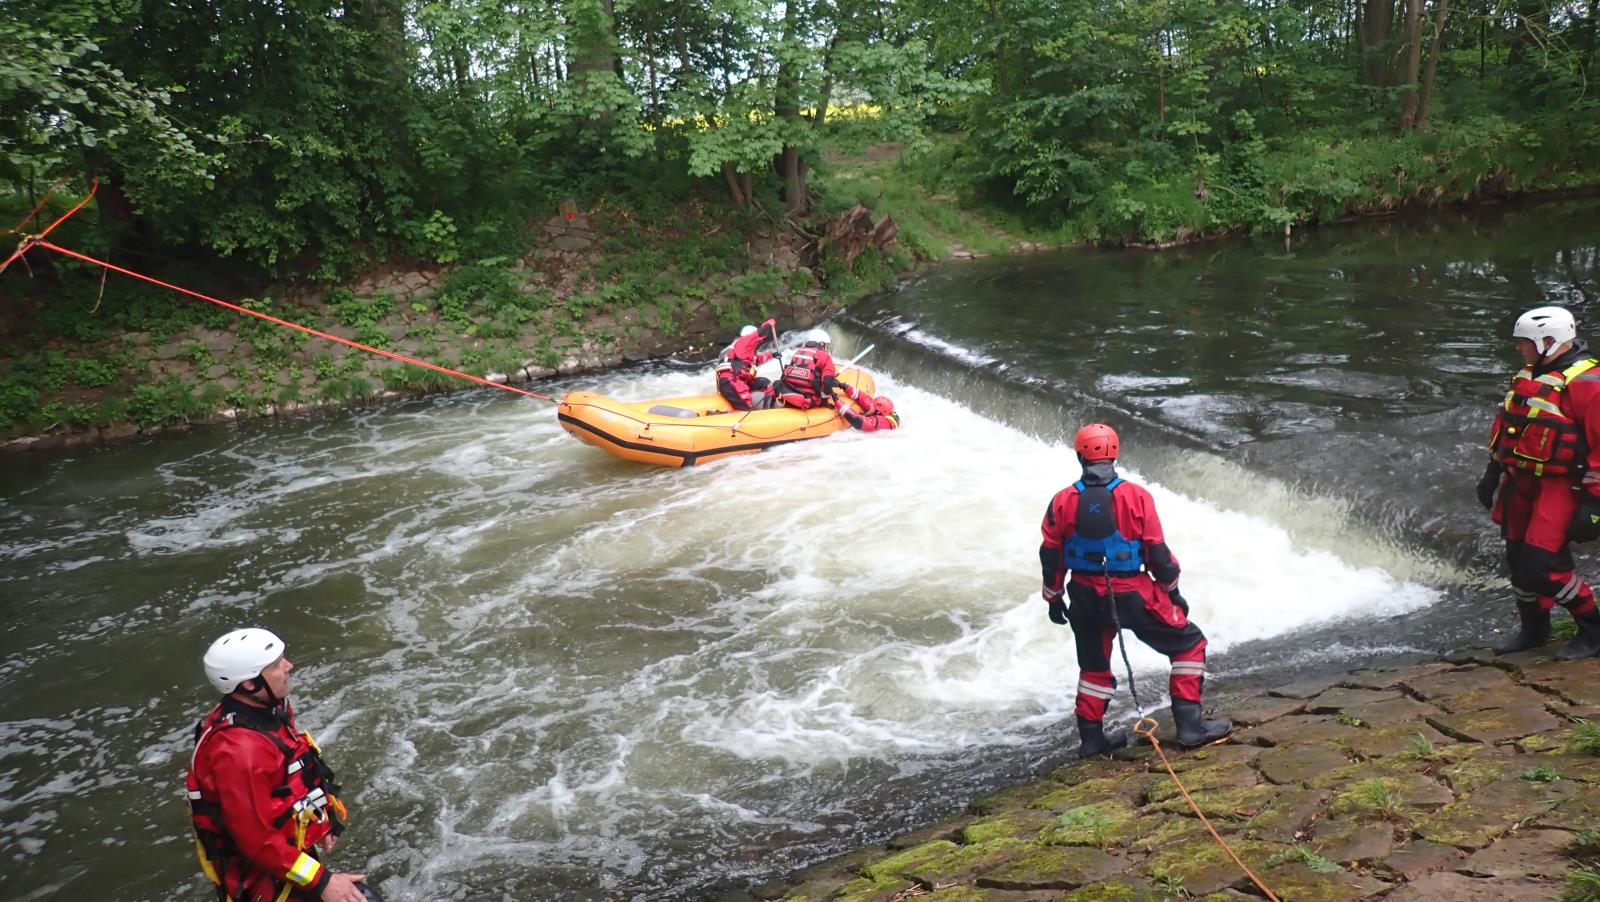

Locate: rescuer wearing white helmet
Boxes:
[713,318,780,410]
[186,629,377,902]
[776,327,845,409]
[1480,305,1600,660]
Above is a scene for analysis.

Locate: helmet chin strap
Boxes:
[237,676,283,709]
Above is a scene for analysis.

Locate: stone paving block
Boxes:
[1342,661,1455,690]
[1136,839,1289,896]
[888,814,976,850]
[1414,775,1579,849]
[1379,871,1564,901]
[1256,744,1355,786]
[960,807,1056,845]
[1267,676,1347,700]
[1455,827,1575,879]
[1151,742,1264,774]
[1243,789,1330,843]
[1235,715,1365,749]
[1433,684,1560,716]
[1427,704,1562,744]
[973,846,1132,890]
[1056,877,1155,901]
[1304,687,1403,713]
[1309,815,1395,863]
[1377,840,1464,880]
[1147,758,1262,803]
[1341,694,1441,728]
[1251,861,1390,902]
[1346,722,1454,760]
[1226,694,1306,727]
[1404,666,1514,705]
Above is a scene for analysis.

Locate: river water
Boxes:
[3,199,1598,900]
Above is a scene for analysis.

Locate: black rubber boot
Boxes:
[1075,716,1129,758]
[1559,607,1600,660]
[1494,602,1552,654]
[1172,700,1232,749]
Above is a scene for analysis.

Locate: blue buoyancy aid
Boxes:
[1061,477,1145,575]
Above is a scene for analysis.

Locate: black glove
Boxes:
[1572,496,1600,544]
[1048,598,1069,625]
[1169,589,1189,614]
[843,412,863,429]
[1477,461,1503,511]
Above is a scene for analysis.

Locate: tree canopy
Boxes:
[2,0,1596,267]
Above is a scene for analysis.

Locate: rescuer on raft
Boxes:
[186,628,376,902]
[1480,305,1600,659]
[1039,424,1232,757]
[714,318,781,411]
[775,328,844,410]
[834,385,900,432]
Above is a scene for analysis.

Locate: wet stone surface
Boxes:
[768,653,1600,902]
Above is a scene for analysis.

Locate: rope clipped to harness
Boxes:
[1132,718,1281,902]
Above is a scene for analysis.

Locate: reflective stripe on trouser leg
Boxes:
[1552,571,1598,616]
[1168,640,1207,704]
[1075,671,1116,721]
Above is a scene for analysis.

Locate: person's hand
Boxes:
[1572,496,1600,543]
[1048,598,1069,625]
[1169,589,1190,614]
[317,833,339,855]
[320,873,368,902]
[1477,461,1503,511]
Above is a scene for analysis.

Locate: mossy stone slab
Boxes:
[974,845,1132,890]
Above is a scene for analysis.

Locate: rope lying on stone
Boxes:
[1132,718,1281,902]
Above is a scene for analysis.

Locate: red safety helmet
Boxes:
[872,396,894,416]
[1074,423,1119,461]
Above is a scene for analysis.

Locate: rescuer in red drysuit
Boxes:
[1480,305,1600,659]
[776,328,843,410]
[837,389,900,432]
[1039,423,1231,757]
[187,628,374,902]
[715,319,780,411]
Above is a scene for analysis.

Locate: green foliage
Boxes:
[1523,763,1563,783]
[1571,720,1600,756]
[1264,843,1342,874]
[1401,733,1438,761]
[127,375,214,427]
[1569,864,1600,902]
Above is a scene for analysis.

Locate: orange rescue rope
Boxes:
[1131,719,1280,901]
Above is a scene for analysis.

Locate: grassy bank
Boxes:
[760,646,1600,902]
[832,120,1600,249]
[0,198,915,450]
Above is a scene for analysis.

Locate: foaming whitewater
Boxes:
[1,359,1444,901]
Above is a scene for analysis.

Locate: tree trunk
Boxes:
[774,0,808,214]
[813,32,841,130]
[1416,0,1452,130]
[569,0,620,126]
[1357,0,1401,85]
[1398,0,1424,131]
[722,162,748,208]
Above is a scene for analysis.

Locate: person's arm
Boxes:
[211,736,332,898]
[1129,486,1181,588]
[1576,373,1600,496]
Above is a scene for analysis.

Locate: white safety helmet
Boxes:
[203,628,285,694]
[806,328,831,347]
[739,324,758,337]
[1513,306,1577,358]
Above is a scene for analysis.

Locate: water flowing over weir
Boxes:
[2,199,1598,900]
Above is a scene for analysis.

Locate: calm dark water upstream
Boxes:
[1,199,1597,900]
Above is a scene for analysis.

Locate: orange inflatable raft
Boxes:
[558,367,877,467]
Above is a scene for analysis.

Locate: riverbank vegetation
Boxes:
[3,0,1598,440]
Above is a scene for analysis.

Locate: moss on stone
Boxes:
[960,807,1054,845]
[1036,799,1140,847]
[1151,782,1281,820]
[1147,758,1261,802]
[1029,774,1154,813]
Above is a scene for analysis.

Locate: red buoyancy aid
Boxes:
[1490,357,1600,477]
[780,347,832,398]
[187,699,344,902]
